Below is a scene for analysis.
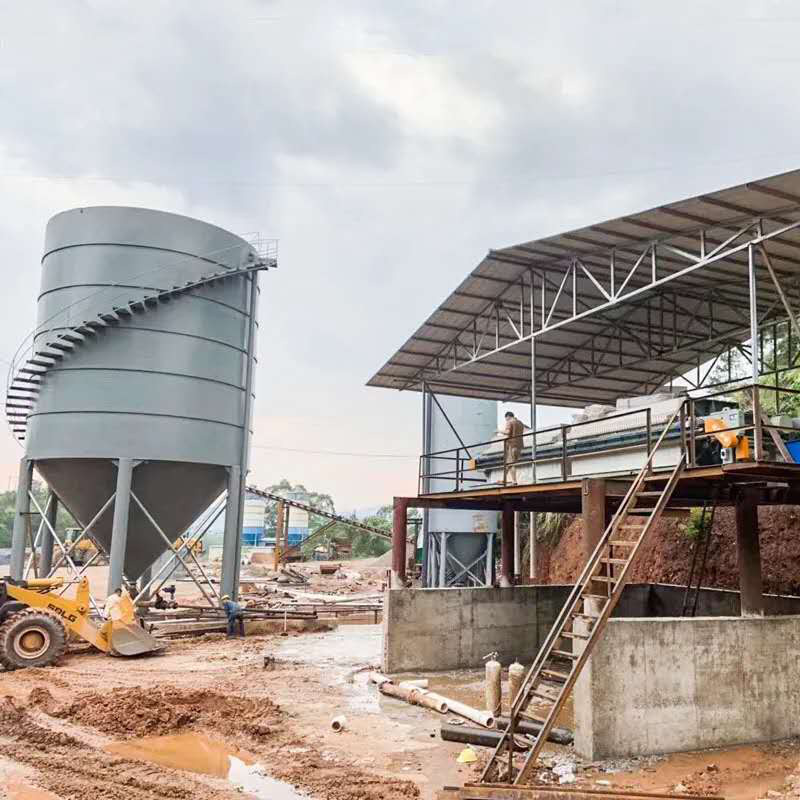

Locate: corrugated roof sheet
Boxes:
[368,168,800,406]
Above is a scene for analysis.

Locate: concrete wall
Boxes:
[382,585,570,672]
[574,615,800,759]
[383,583,800,673]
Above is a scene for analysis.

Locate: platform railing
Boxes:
[417,382,800,495]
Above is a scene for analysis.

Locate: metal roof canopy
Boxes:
[369,168,800,408]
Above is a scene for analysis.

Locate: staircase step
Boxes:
[591,575,617,584]
[600,557,628,565]
[609,539,636,547]
[27,356,56,367]
[6,402,32,409]
[560,631,589,642]
[47,339,75,352]
[113,306,132,317]
[636,491,664,497]
[519,710,549,724]
[541,668,570,682]
[552,649,578,660]
[529,689,556,702]
[60,331,87,343]
[75,324,98,335]
[98,312,119,323]
[19,366,47,375]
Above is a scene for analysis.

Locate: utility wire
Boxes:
[250,443,416,458]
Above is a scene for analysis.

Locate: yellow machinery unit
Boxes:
[0,577,163,670]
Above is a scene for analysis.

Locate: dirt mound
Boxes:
[47,687,280,740]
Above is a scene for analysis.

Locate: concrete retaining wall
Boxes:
[574,615,800,758]
[383,583,800,673]
[382,585,570,672]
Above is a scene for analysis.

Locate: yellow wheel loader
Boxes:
[0,577,164,670]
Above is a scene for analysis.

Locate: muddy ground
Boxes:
[1,622,799,799]
[0,624,466,800]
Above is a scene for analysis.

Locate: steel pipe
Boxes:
[495,715,573,745]
[440,724,526,751]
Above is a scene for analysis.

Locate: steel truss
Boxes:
[400,208,800,402]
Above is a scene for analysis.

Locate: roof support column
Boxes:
[748,243,764,461]
[530,332,537,484]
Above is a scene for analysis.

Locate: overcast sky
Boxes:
[1,1,799,509]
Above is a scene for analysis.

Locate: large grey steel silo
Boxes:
[6,206,274,599]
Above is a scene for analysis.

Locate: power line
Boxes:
[250,443,416,458]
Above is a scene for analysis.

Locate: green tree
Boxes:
[263,479,336,535]
[0,481,75,549]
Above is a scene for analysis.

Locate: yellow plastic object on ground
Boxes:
[0,577,163,670]
[457,747,478,764]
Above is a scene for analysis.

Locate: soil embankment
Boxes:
[534,505,800,594]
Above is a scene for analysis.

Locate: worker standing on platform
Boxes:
[221,594,245,638]
[503,411,525,485]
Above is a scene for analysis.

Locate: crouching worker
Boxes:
[221,594,245,638]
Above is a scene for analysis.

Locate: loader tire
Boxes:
[0,609,67,670]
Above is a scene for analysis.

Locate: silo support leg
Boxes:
[221,466,243,600]
[10,458,34,580]
[40,490,58,577]
[108,458,135,595]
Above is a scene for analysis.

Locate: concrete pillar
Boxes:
[500,507,514,587]
[108,458,135,595]
[10,458,33,580]
[735,488,764,616]
[513,512,521,579]
[221,466,243,599]
[40,490,58,577]
[582,479,607,565]
[391,497,409,587]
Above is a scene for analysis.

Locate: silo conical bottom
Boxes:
[35,459,227,581]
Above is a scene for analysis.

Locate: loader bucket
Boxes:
[109,622,165,657]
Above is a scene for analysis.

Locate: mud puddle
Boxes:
[105,731,306,799]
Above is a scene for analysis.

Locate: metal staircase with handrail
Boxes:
[480,401,687,786]
[5,246,276,443]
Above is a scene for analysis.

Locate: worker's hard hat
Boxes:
[221,594,231,601]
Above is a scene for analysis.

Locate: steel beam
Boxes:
[108,458,135,594]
